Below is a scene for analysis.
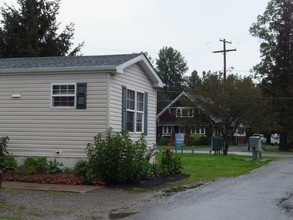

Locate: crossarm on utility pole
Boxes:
[213,39,236,81]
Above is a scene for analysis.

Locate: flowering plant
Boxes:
[159,147,182,176]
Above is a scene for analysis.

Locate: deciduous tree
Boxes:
[192,72,270,155]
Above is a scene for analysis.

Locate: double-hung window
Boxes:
[162,126,173,135]
[122,86,148,134]
[176,107,194,118]
[126,89,144,132]
[51,83,87,109]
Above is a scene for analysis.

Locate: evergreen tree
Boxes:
[250,0,293,149]
[0,0,83,57]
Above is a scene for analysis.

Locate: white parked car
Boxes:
[270,133,280,145]
[253,134,266,144]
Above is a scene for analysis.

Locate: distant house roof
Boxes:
[0,53,163,88]
[157,91,220,123]
[157,92,191,118]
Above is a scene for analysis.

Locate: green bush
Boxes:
[159,147,182,176]
[191,134,201,145]
[159,136,168,145]
[0,155,18,174]
[0,136,9,156]
[47,159,63,174]
[74,160,88,177]
[22,157,48,175]
[199,136,210,145]
[86,129,154,184]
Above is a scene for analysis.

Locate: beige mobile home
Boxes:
[0,53,163,167]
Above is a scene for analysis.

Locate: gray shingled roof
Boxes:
[0,54,141,69]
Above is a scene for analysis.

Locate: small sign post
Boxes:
[175,133,185,153]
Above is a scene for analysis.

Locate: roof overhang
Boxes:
[0,66,117,74]
[157,92,190,119]
[116,54,163,88]
[0,54,163,89]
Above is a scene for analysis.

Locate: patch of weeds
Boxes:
[0,201,7,209]
[162,181,206,196]
[18,206,26,211]
[28,209,44,217]
[108,211,137,220]
[88,216,103,220]
[163,186,185,196]
[131,187,147,193]
[0,217,19,220]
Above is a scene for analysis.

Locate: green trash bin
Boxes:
[210,136,224,155]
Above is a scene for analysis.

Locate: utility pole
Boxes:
[213,39,236,155]
[213,39,236,81]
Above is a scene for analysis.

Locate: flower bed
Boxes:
[4,173,105,186]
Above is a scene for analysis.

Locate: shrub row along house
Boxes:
[0,53,163,167]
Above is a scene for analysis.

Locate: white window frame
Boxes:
[126,88,145,133]
[190,126,206,135]
[51,83,76,108]
[176,107,194,118]
[162,126,173,135]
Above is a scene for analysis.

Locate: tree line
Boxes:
[155,0,293,152]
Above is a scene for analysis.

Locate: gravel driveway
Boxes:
[0,186,163,220]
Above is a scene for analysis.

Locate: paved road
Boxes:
[128,157,293,220]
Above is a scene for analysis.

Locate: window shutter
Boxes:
[76,83,87,109]
[122,86,127,130]
[144,92,148,135]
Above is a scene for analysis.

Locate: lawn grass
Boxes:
[0,217,18,220]
[0,216,19,220]
[264,148,293,153]
[156,153,274,187]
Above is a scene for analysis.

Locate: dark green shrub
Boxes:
[159,136,168,145]
[198,136,210,145]
[74,160,88,177]
[0,136,9,156]
[47,159,63,174]
[63,167,73,174]
[0,155,18,174]
[86,129,154,184]
[191,134,201,145]
[159,147,182,176]
[22,157,48,175]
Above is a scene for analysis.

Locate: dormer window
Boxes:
[176,107,194,118]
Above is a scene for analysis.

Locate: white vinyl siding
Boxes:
[0,71,108,164]
[109,64,157,148]
[0,62,159,166]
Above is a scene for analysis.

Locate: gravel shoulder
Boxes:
[0,186,164,220]
[1,146,289,220]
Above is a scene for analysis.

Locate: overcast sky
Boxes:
[0,0,269,77]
